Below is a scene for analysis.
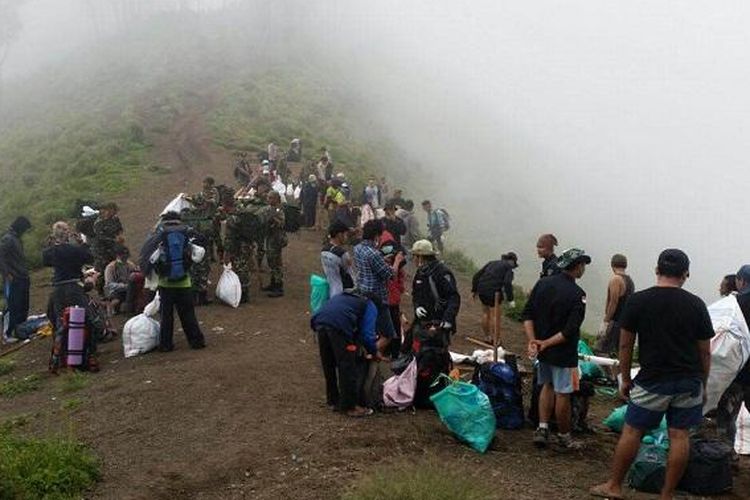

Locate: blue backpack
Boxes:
[159,226,192,281]
[472,358,524,430]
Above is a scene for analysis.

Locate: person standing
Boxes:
[264,191,287,298]
[421,200,445,253]
[590,249,713,500]
[523,248,590,451]
[311,291,379,417]
[362,178,381,209]
[301,174,319,228]
[396,200,420,253]
[321,221,354,298]
[92,202,124,274]
[0,216,32,342]
[595,254,635,355]
[154,212,206,352]
[411,240,461,333]
[382,201,406,243]
[472,252,518,343]
[536,233,560,278]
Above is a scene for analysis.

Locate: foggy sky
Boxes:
[5,0,750,323]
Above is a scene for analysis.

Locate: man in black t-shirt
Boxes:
[523,248,590,451]
[591,249,714,500]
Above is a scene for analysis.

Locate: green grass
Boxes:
[0,374,41,398]
[504,285,528,322]
[59,372,88,394]
[442,248,479,275]
[0,359,15,377]
[0,414,32,432]
[341,462,492,500]
[0,430,100,500]
[61,398,84,411]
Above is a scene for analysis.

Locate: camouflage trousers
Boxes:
[715,380,750,447]
[267,243,284,288]
[190,259,211,293]
[232,242,255,292]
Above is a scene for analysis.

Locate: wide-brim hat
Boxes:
[411,239,437,256]
[557,248,592,269]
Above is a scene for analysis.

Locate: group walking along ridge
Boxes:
[1,138,749,499]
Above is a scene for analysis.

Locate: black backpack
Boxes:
[472,357,524,430]
[410,323,451,409]
[678,439,733,495]
[158,226,192,281]
[283,204,302,233]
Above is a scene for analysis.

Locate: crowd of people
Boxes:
[1,139,749,499]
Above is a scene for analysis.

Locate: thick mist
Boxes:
[5,0,750,324]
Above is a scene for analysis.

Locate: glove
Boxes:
[439,321,452,331]
[415,307,428,319]
[508,301,516,309]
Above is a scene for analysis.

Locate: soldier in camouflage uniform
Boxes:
[264,191,287,298]
[92,202,124,293]
[201,176,221,206]
[182,193,218,305]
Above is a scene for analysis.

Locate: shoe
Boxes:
[554,433,583,451]
[2,335,18,345]
[158,345,174,353]
[533,427,549,448]
[267,288,284,298]
[190,342,206,350]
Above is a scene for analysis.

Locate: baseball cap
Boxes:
[657,248,690,277]
[557,248,592,270]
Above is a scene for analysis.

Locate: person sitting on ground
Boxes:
[311,290,381,417]
[595,254,635,355]
[472,252,518,343]
[720,274,737,297]
[321,221,354,298]
[536,233,560,278]
[590,249,713,500]
[104,245,142,315]
[524,248,591,451]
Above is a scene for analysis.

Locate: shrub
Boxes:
[0,359,15,377]
[442,249,478,275]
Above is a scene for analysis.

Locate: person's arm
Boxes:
[371,251,395,281]
[103,262,116,286]
[359,300,379,355]
[603,276,625,322]
[503,269,514,303]
[521,283,538,344]
[439,271,461,327]
[698,339,711,388]
[618,328,637,399]
[41,246,56,268]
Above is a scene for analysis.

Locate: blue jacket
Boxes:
[310,292,378,354]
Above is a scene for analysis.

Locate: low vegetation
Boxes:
[341,461,491,500]
[0,359,15,376]
[0,374,41,398]
[0,430,100,500]
[60,372,89,394]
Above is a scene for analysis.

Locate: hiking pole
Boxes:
[493,291,501,362]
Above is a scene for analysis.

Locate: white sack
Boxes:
[143,292,160,317]
[122,314,160,358]
[736,404,750,455]
[161,193,193,215]
[216,264,242,308]
[293,185,301,200]
[191,243,205,263]
[704,294,750,413]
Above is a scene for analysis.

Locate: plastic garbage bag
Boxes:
[736,404,750,455]
[628,437,669,493]
[383,357,417,408]
[603,404,668,441]
[81,205,99,217]
[430,374,496,453]
[122,314,160,358]
[309,274,329,313]
[216,264,241,308]
[143,292,160,318]
[161,193,193,215]
[578,340,604,380]
[293,185,301,200]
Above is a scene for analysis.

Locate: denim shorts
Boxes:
[625,378,703,430]
[536,361,579,395]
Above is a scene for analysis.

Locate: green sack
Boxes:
[430,374,496,453]
[603,405,670,444]
[628,440,668,493]
[578,340,603,380]
[309,274,329,313]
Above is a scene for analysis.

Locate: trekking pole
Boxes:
[493,291,501,362]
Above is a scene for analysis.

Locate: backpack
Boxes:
[158,226,191,281]
[230,209,262,244]
[472,358,524,430]
[410,323,452,409]
[678,439,733,495]
[435,208,451,231]
[283,204,302,233]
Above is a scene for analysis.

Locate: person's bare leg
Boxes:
[555,393,572,434]
[661,427,690,500]
[493,305,502,343]
[590,424,644,498]
[539,383,555,424]
[480,306,490,337]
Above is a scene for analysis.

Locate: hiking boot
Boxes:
[554,433,583,451]
[533,427,549,448]
[267,288,284,298]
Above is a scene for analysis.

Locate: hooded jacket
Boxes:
[0,218,31,279]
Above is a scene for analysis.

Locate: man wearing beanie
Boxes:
[591,249,714,500]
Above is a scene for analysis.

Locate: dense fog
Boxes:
[4,0,749,324]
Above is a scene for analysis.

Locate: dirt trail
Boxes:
[1,96,748,500]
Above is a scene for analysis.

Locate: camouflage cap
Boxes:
[557,248,592,270]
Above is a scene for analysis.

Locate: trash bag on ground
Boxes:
[736,404,750,455]
[430,374,496,453]
[678,439,733,495]
[216,264,241,308]
[309,274,329,312]
[122,314,159,358]
[472,359,524,430]
[628,438,668,493]
[578,340,604,380]
[383,357,417,408]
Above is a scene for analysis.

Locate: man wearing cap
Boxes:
[411,239,461,333]
[472,252,518,343]
[715,265,750,457]
[595,254,635,355]
[591,249,713,500]
[321,221,354,298]
[523,248,590,450]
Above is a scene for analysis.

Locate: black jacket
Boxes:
[412,260,461,332]
[0,229,28,279]
[472,259,515,302]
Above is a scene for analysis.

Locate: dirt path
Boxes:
[1,96,748,500]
